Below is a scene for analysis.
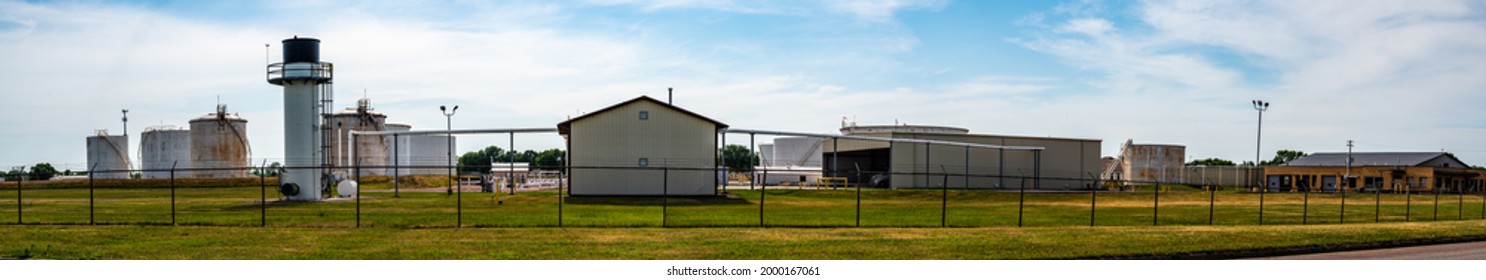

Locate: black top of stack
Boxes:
[282,37,320,63]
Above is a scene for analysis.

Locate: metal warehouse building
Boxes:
[822,124,1101,190]
[559,96,726,196]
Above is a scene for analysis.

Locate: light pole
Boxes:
[1252,99,1269,225]
[441,105,458,195]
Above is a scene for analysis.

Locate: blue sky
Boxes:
[3,0,1485,171]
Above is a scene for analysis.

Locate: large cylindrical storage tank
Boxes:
[327,98,389,176]
[140,126,191,179]
[1123,144,1186,183]
[408,135,454,175]
[189,105,250,178]
[384,123,412,175]
[86,132,130,179]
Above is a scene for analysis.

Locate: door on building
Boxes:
[1321,176,1337,192]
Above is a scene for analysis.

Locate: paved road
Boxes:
[1254,241,1486,260]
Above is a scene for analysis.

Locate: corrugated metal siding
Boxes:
[570,100,717,195]
[886,133,1101,189]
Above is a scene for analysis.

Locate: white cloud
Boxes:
[1015,0,1486,163]
[588,0,947,22]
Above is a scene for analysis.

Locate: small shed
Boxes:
[558,96,727,196]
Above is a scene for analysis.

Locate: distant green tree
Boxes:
[457,146,566,173]
[29,163,58,180]
[1261,150,1307,166]
[532,149,566,170]
[251,162,283,177]
[719,144,759,172]
[1187,158,1236,166]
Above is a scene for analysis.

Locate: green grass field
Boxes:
[2,179,1485,259]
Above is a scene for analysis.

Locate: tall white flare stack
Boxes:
[267,36,333,201]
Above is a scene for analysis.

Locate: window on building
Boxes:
[639,111,649,120]
[638,158,648,167]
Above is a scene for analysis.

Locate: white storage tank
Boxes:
[86,130,131,179]
[408,135,455,175]
[384,123,412,175]
[189,105,250,178]
[1122,143,1186,183]
[140,125,191,179]
[327,98,389,175]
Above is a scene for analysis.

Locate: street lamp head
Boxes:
[452,105,459,112]
[439,105,446,112]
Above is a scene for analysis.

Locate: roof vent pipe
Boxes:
[668,88,673,105]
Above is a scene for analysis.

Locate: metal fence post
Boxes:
[1153,179,1160,226]
[940,165,947,228]
[1375,186,1381,223]
[1017,169,1026,228]
[355,143,362,229]
[1433,186,1440,221]
[1209,180,1215,226]
[1303,183,1309,225]
[1406,186,1412,222]
[260,161,266,227]
[170,161,177,226]
[1340,181,1347,224]
[393,133,400,198]
[16,170,22,224]
[1090,174,1098,227]
[89,163,96,225]
[1457,186,1463,220]
[662,167,668,228]
[855,161,861,228]
[759,168,766,228]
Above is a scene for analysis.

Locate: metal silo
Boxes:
[86,130,131,179]
[328,98,389,176]
[189,105,250,178]
[408,134,454,175]
[1120,142,1186,183]
[140,125,191,179]
[384,123,412,175]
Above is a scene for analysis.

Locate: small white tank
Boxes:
[86,131,130,179]
[337,180,358,197]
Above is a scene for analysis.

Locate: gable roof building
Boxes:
[1264,152,1483,193]
[559,96,726,196]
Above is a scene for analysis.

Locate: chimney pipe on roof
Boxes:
[668,88,673,105]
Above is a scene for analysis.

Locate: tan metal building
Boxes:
[823,124,1101,190]
[559,96,726,196]
[1263,152,1485,193]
